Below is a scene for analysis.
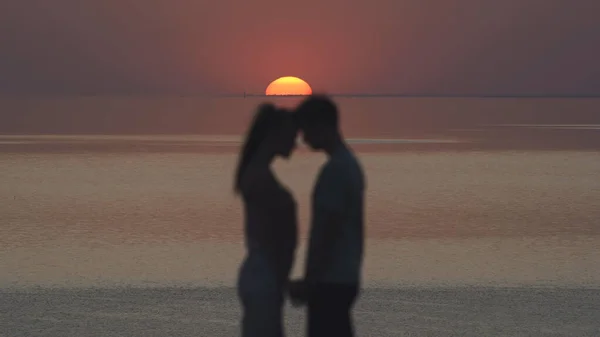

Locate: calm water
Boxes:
[2,96,600,136]
[1,97,599,288]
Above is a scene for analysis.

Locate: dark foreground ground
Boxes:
[2,287,599,337]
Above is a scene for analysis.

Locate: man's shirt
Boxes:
[307,146,365,284]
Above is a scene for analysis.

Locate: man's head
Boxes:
[294,95,340,151]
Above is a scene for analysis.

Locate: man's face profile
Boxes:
[301,124,325,150]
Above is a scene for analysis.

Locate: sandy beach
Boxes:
[2,149,600,336]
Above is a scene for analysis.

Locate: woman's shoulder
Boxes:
[239,163,274,191]
[240,168,285,200]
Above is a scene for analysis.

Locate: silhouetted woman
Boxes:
[234,103,298,337]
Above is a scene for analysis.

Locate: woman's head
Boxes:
[234,103,298,194]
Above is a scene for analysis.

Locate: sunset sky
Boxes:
[1,0,598,95]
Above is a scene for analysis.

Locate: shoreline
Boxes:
[3,286,599,336]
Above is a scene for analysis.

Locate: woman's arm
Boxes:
[241,166,296,281]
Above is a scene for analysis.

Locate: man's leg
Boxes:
[335,283,359,336]
[307,283,359,337]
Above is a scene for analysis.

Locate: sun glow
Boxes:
[265,76,312,96]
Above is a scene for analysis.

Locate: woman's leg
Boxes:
[238,255,285,337]
[240,290,284,337]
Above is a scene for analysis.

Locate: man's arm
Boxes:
[304,164,347,284]
[304,211,343,283]
[289,204,342,305]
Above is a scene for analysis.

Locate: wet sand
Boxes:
[2,286,600,337]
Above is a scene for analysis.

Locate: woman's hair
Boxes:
[234,103,289,194]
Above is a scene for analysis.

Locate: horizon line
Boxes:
[241,93,600,98]
[1,93,599,99]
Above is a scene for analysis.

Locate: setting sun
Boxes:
[265,76,312,96]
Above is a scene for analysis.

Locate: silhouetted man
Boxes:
[289,95,365,337]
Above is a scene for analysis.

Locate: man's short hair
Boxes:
[294,94,339,129]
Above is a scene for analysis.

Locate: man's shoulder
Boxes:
[330,147,361,168]
[318,150,362,192]
[336,148,364,179]
[320,155,350,182]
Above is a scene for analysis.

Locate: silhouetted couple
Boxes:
[234,95,365,337]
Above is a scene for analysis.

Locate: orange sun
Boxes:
[265,76,312,96]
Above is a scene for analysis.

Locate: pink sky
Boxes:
[1,0,598,95]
